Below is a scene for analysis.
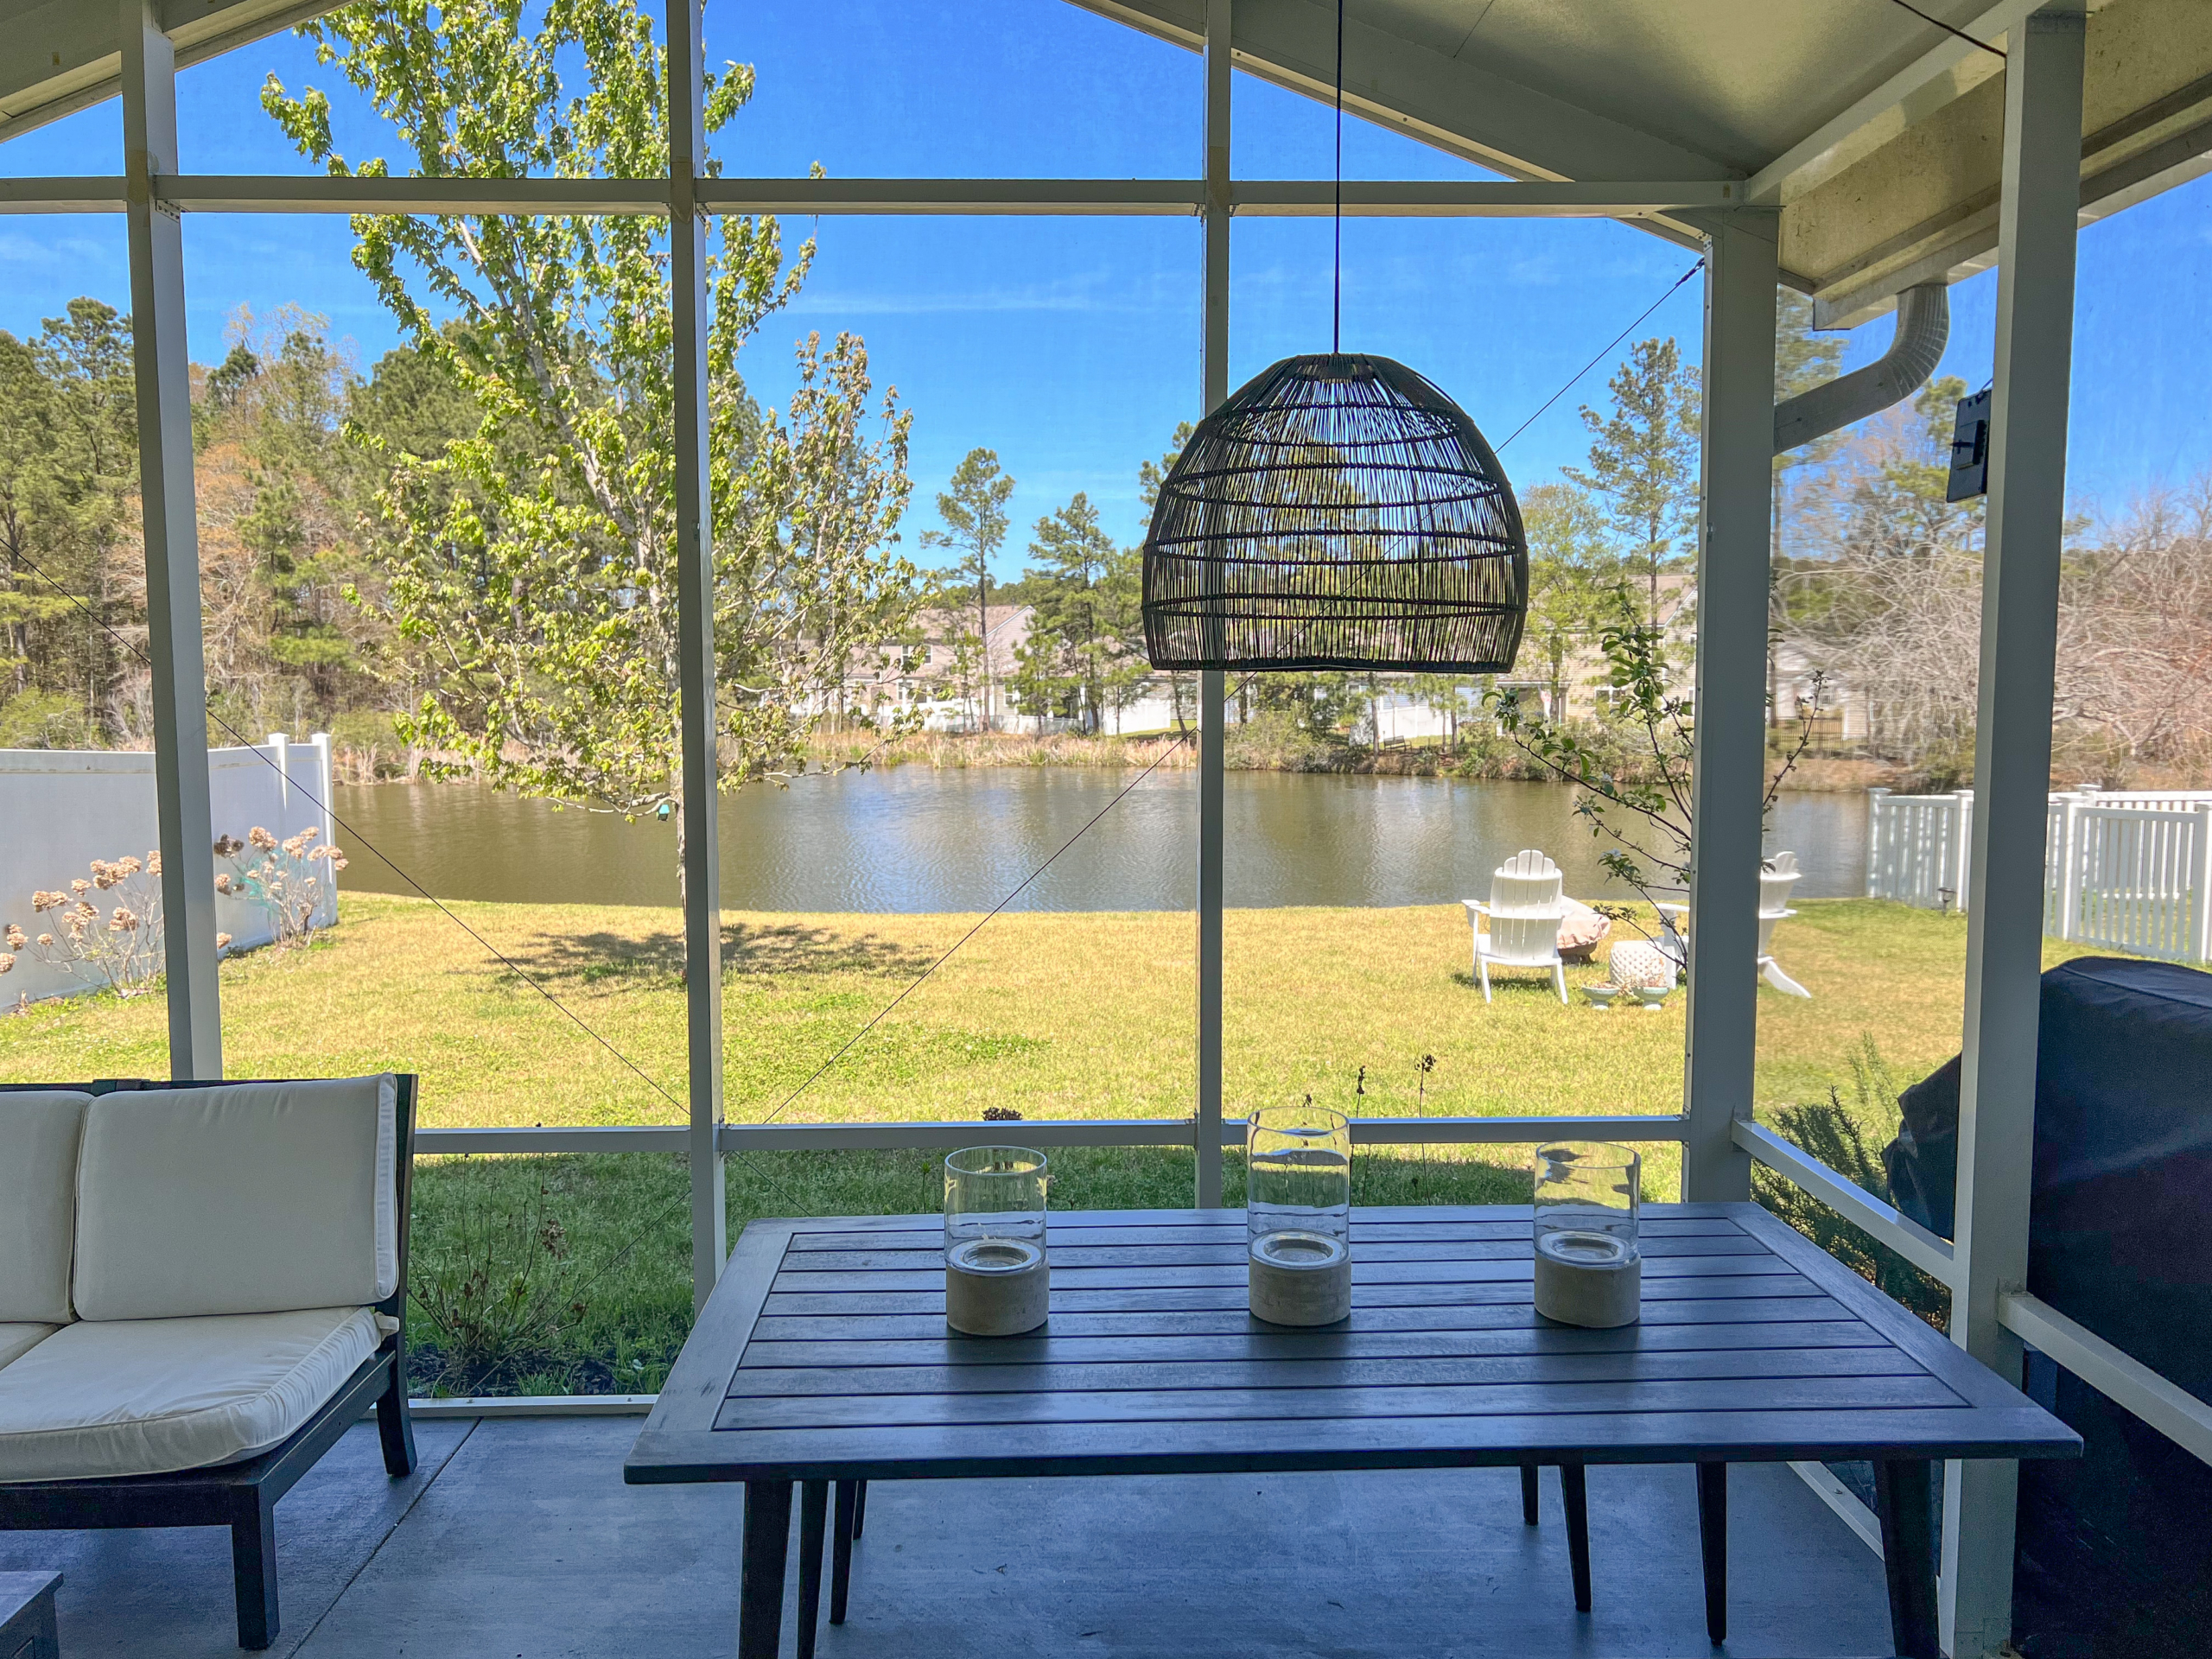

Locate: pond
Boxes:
[331,769,1870,912]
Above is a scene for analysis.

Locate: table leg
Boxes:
[740,1480,794,1659]
[831,1479,858,1624]
[1875,1459,1940,1659]
[1695,1463,1727,1646]
[1520,1464,1540,1526]
[853,1477,868,1539]
[1559,1462,1592,1612]
[797,1479,828,1659]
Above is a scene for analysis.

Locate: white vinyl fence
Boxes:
[1868,785,2212,963]
[0,734,340,1005]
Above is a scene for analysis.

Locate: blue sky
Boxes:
[3,0,2210,567]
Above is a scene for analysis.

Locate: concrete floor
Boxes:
[0,1418,1901,1658]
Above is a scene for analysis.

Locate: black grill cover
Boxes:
[1880,956,2212,1657]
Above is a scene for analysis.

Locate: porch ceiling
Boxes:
[1078,0,2212,324]
[4,0,2210,326]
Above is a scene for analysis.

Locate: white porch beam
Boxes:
[667,0,726,1313]
[1193,0,1230,1211]
[1230,180,1745,216]
[0,175,1749,218]
[1745,0,2033,207]
[1681,212,1779,1203]
[120,0,221,1080]
[1943,8,2087,1655]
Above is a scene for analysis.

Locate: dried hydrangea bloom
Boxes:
[3,925,23,950]
[70,878,91,894]
[216,932,233,950]
[32,890,65,912]
[214,874,238,894]
[110,907,138,931]
[146,849,162,874]
[0,954,11,975]
[36,933,55,948]
[213,836,245,857]
[248,827,278,851]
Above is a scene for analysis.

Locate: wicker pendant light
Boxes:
[1140,0,1529,674]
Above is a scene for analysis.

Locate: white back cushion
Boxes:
[0,1092,90,1324]
[73,1076,397,1321]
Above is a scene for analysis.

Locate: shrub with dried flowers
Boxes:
[0,853,219,995]
[213,825,347,949]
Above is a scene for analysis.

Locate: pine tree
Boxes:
[1567,337,1700,628]
[921,448,1014,730]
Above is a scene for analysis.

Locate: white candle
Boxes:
[945,1236,1050,1336]
[1249,1230,1352,1326]
[1533,1229,1642,1328]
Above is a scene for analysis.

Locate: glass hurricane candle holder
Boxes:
[1531,1141,1642,1328]
[944,1146,1050,1337]
[1247,1104,1353,1326]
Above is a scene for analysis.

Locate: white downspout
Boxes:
[1773,282,1950,454]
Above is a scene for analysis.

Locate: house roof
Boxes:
[5,0,2208,327]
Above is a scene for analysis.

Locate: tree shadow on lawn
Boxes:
[490,918,938,988]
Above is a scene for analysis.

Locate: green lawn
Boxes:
[0,893,2115,1392]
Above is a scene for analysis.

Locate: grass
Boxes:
[1,893,2120,1392]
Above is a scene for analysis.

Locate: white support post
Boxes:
[1944,8,2085,1654]
[668,0,727,1308]
[121,0,221,1079]
[1866,787,1890,899]
[1194,0,1230,1211]
[2193,804,2212,963]
[266,731,291,839]
[1681,211,1777,1203]
[1954,788,1975,912]
[2059,793,2089,941]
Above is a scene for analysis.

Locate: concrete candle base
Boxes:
[945,1238,1050,1336]
[1533,1234,1642,1328]
[1249,1232,1351,1326]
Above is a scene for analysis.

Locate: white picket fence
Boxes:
[1867,785,2212,963]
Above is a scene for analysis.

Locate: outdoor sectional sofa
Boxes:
[0,1074,416,1649]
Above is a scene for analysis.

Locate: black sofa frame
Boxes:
[0,1075,418,1649]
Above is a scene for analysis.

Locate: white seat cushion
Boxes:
[0,1326,58,1373]
[73,1077,397,1321]
[0,1306,381,1482]
[0,1092,90,1325]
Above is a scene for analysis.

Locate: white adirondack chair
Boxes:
[1655,851,1811,997]
[1463,849,1568,1005]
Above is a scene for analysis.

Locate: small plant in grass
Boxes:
[213,825,346,948]
[410,1168,590,1395]
[0,852,227,995]
[1755,1034,1948,1326]
[1486,587,1823,944]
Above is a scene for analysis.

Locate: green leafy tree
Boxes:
[0,301,138,746]
[1516,480,1617,719]
[1013,493,1134,730]
[1567,337,1700,627]
[1137,423,1197,733]
[264,0,919,887]
[920,447,1014,730]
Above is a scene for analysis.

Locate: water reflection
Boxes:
[332,770,1867,912]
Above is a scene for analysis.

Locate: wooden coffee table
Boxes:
[628,1203,2078,1658]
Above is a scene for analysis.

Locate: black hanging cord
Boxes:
[16,550,689,1116]
[1885,0,2005,59]
[1333,0,1345,353]
[1496,257,1705,452]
